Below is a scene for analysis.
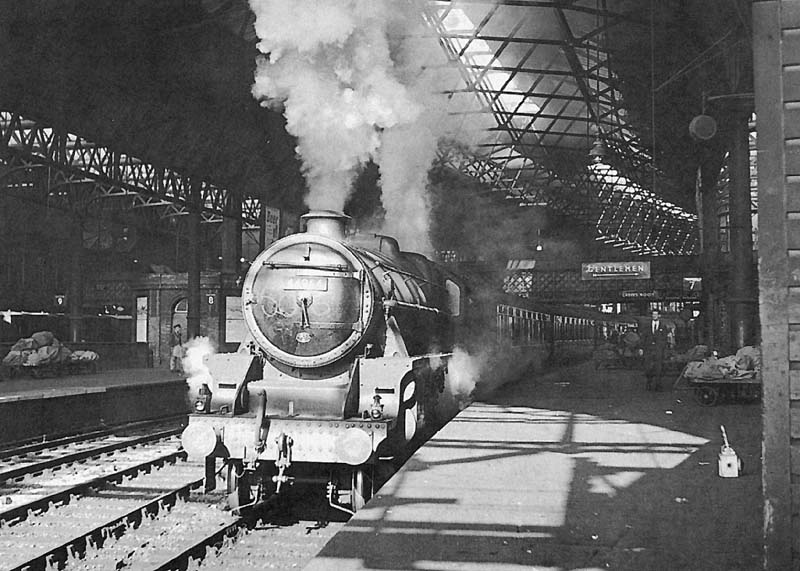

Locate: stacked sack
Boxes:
[683,345,761,381]
[2,331,73,367]
[71,350,99,362]
[593,343,619,363]
[670,344,711,364]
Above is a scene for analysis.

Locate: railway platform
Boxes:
[0,367,188,444]
[306,362,761,571]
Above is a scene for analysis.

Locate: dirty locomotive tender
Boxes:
[181,211,475,514]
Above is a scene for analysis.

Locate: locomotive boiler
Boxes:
[181,210,468,513]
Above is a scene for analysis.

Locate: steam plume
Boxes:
[249,0,465,254]
[182,336,216,398]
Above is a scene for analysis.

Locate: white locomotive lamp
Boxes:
[181,210,466,514]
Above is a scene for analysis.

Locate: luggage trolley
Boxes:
[674,364,761,407]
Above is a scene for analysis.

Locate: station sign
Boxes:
[683,277,702,292]
[581,261,651,280]
[621,290,658,299]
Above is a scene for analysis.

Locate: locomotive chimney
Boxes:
[301,210,350,240]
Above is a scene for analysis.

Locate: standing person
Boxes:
[641,310,669,391]
[170,324,184,373]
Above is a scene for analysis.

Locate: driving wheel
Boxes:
[350,466,374,511]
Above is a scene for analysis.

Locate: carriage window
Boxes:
[445,279,461,316]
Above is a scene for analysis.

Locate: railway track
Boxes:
[195,499,345,571]
[0,427,183,485]
[0,427,347,570]
[0,415,187,468]
[0,431,186,523]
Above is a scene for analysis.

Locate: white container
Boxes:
[718,446,741,478]
[718,425,742,478]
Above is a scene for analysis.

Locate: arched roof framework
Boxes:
[0,0,750,256]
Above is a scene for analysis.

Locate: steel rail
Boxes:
[0,450,186,526]
[0,414,187,459]
[8,479,206,571]
[0,428,116,461]
[0,427,183,484]
[151,518,248,571]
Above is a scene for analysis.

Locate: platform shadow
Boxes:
[309,363,762,570]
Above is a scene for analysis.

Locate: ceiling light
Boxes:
[589,137,607,163]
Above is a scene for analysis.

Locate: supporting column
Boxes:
[187,183,202,339]
[727,107,757,349]
[259,200,268,251]
[698,149,724,348]
[753,2,791,568]
[68,219,83,343]
[221,195,242,275]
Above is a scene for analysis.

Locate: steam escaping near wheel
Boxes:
[444,348,482,410]
[443,345,530,407]
[183,336,215,401]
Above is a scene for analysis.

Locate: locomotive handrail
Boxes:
[297,321,362,330]
[383,299,442,314]
[355,250,443,288]
[264,261,352,273]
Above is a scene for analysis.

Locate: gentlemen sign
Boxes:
[581,261,651,280]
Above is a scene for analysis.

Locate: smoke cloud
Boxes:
[249,0,472,254]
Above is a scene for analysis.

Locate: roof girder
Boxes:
[0,110,264,227]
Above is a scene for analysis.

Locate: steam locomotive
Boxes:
[181,210,606,514]
[182,210,478,513]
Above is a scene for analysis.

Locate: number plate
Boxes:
[284,276,329,291]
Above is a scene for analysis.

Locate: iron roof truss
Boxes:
[0,111,263,228]
[0,1,704,257]
[426,0,699,255]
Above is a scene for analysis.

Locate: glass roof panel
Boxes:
[426,0,698,255]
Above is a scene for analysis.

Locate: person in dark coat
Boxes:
[170,324,184,373]
[641,310,669,391]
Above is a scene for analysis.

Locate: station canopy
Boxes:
[0,0,749,256]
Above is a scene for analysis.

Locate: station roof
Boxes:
[0,0,751,257]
